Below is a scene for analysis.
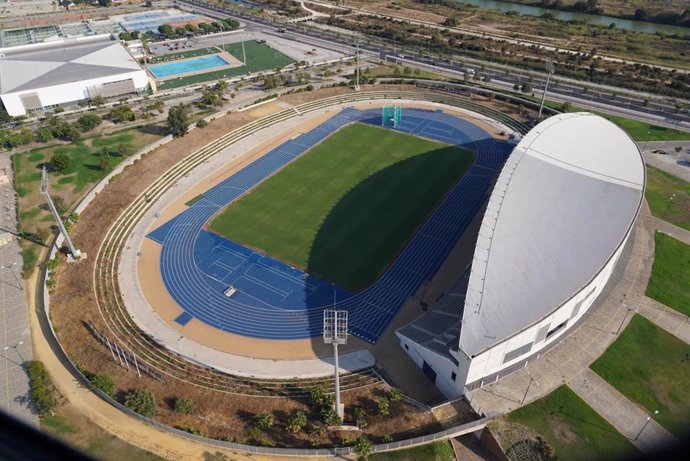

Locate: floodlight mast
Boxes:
[324,308,348,421]
[41,166,81,259]
[537,57,555,121]
[355,41,360,91]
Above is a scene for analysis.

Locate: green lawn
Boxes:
[536,97,690,141]
[209,123,474,291]
[600,113,690,142]
[156,40,295,90]
[508,386,638,461]
[369,441,454,461]
[591,315,690,437]
[13,126,163,276]
[645,166,690,231]
[645,232,690,316]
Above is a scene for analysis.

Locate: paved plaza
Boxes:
[0,153,37,426]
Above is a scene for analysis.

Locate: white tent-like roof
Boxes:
[0,40,142,94]
[460,112,645,357]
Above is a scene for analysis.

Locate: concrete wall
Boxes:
[1,69,148,116]
[396,334,461,399]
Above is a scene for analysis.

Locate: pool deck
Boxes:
[148,51,244,81]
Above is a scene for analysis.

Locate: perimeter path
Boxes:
[467,202,680,453]
[641,142,690,182]
[0,154,37,427]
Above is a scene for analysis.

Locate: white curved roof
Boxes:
[460,112,644,357]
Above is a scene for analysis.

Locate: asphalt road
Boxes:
[176,0,690,132]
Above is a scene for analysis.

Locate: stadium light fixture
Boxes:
[324,308,348,422]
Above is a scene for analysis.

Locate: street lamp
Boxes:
[1,262,22,291]
[615,304,634,336]
[634,410,659,441]
[641,130,652,153]
[521,369,540,404]
[4,340,25,362]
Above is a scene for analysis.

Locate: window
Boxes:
[546,321,568,339]
[503,342,533,364]
[535,323,550,343]
[404,344,409,351]
[451,371,457,381]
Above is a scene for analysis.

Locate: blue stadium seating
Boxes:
[147,108,514,343]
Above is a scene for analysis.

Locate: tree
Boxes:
[76,114,102,132]
[174,397,195,414]
[107,106,136,123]
[521,83,533,94]
[174,27,186,37]
[145,0,152,6]
[354,436,373,460]
[0,108,11,124]
[263,75,278,90]
[35,126,53,143]
[185,23,198,34]
[158,24,175,37]
[124,389,156,417]
[98,155,110,171]
[119,32,133,41]
[97,0,112,6]
[167,104,190,138]
[50,152,71,172]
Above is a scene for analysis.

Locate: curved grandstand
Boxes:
[397,112,645,398]
[143,107,512,344]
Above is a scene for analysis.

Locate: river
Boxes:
[457,0,690,36]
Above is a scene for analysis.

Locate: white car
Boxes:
[224,286,238,297]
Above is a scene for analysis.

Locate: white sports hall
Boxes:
[397,112,645,399]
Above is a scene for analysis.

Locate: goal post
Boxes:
[381,106,402,128]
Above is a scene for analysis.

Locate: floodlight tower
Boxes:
[537,57,555,121]
[323,309,348,421]
[355,41,360,91]
[41,166,82,260]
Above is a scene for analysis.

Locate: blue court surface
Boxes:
[147,108,514,343]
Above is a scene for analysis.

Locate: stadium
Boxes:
[108,95,644,400]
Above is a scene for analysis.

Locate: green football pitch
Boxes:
[208,123,474,291]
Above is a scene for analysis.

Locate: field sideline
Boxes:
[209,122,475,291]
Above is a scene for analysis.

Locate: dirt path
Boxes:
[27,269,336,460]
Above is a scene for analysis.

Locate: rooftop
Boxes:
[0,39,143,94]
[460,112,645,357]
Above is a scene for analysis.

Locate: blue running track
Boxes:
[147,108,514,343]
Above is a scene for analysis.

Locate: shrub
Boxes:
[76,114,102,132]
[286,410,307,433]
[354,406,367,428]
[196,119,208,129]
[27,361,58,416]
[50,152,71,172]
[124,389,155,417]
[256,411,274,429]
[90,373,115,397]
[355,435,373,460]
[174,397,195,414]
[377,397,390,416]
[321,407,341,426]
[388,387,402,403]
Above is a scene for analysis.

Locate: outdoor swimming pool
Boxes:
[149,54,230,79]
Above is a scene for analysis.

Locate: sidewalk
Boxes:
[652,217,690,246]
[569,368,677,453]
[0,153,37,427]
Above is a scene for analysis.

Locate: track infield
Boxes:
[208,123,475,291]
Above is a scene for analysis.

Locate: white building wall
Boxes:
[1,69,148,116]
[464,225,632,385]
[396,335,461,399]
